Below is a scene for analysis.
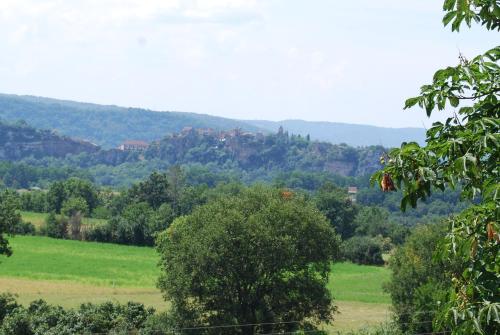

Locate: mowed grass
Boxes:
[0,236,391,330]
[21,211,107,229]
[0,236,159,287]
[329,263,391,304]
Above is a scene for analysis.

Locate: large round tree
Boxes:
[156,186,339,334]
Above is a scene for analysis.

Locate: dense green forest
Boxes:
[0,121,467,227]
[0,120,384,183]
[0,167,473,334]
[0,93,261,148]
[0,93,425,148]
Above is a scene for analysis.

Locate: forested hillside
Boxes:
[0,93,424,148]
[145,127,384,176]
[0,121,385,187]
[0,94,262,148]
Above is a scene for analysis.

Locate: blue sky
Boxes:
[0,0,497,127]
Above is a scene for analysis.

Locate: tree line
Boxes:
[7,169,412,266]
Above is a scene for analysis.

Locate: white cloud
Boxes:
[0,0,495,127]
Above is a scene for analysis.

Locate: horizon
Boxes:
[1,1,496,128]
[0,91,425,130]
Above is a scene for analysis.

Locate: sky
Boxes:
[0,0,497,128]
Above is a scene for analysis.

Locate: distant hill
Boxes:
[246,120,425,147]
[0,120,385,182]
[144,127,384,177]
[0,94,263,148]
[0,93,424,148]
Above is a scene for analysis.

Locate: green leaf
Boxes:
[449,96,460,107]
[404,96,421,109]
[443,11,457,26]
[443,0,457,11]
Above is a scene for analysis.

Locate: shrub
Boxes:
[91,206,111,219]
[0,297,155,334]
[385,222,452,334]
[0,294,20,323]
[85,223,112,243]
[0,308,33,335]
[40,212,67,239]
[341,236,385,265]
[11,221,36,235]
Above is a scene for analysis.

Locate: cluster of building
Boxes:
[117,127,277,152]
[118,140,149,151]
[178,127,265,141]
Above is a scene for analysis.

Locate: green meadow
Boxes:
[329,263,391,304]
[0,236,391,330]
[0,235,158,287]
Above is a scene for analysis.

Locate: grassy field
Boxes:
[0,236,158,287]
[329,263,391,304]
[21,211,107,229]
[0,236,391,331]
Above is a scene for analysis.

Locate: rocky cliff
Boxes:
[0,122,100,160]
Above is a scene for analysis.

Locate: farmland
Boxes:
[0,236,391,331]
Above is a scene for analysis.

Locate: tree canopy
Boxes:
[0,190,21,256]
[156,186,339,334]
[372,1,499,333]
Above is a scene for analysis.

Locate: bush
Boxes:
[0,308,33,335]
[91,206,111,219]
[385,222,452,334]
[40,213,67,239]
[85,223,112,243]
[11,221,36,235]
[0,294,20,323]
[0,297,155,334]
[139,312,176,335]
[341,236,385,265]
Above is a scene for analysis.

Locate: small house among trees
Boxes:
[347,186,357,202]
[118,140,149,151]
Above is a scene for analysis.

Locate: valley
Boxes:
[0,236,391,331]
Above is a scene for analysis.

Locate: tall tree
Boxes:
[128,172,170,209]
[157,186,339,334]
[64,178,98,213]
[47,181,66,214]
[0,190,21,256]
[167,165,186,215]
[314,183,358,239]
[372,2,499,333]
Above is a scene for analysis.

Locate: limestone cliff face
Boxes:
[145,128,383,177]
[0,122,384,176]
[0,122,100,160]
